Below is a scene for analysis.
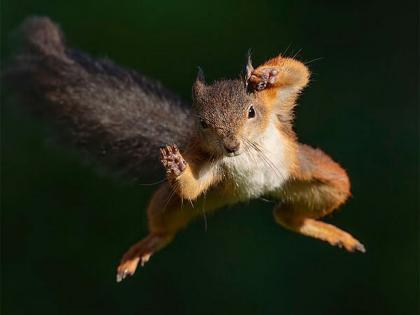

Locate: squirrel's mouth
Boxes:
[224,150,242,157]
[223,141,242,157]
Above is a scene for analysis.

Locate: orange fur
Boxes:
[116,54,364,282]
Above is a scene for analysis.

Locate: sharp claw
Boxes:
[141,253,151,267]
[257,82,266,91]
[160,144,186,177]
[116,269,133,283]
[355,243,366,253]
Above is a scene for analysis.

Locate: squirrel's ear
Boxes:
[193,67,207,100]
[196,66,206,84]
[243,50,254,86]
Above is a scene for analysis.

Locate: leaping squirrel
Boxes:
[6,17,365,283]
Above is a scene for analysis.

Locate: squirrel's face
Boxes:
[192,75,271,157]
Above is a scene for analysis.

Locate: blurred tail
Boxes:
[5,17,193,181]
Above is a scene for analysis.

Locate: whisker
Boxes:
[243,138,273,174]
[138,178,167,186]
[292,48,303,59]
[242,139,259,166]
[246,138,285,181]
[259,197,275,203]
[201,190,208,232]
[304,57,324,65]
[162,181,178,212]
[282,43,292,57]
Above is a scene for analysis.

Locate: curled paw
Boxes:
[160,144,187,178]
[249,67,279,91]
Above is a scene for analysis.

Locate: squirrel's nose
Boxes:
[224,142,240,154]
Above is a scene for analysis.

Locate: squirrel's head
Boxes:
[192,53,309,157]
[192,67,271,157]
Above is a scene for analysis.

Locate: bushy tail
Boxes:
[5,17,193,181]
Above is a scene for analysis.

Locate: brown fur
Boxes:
[3,17,364,282]
[5,17,193,181]
[117,55,364,282]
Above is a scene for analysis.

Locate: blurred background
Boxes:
[1,1,418,314]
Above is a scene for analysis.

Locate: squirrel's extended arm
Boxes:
[160,144,221,200]
[248,59,363,252]
[248,55,310,131]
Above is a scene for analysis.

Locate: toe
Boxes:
[116,269,132,283]
[354,242,366,253]
[141,253,152,267]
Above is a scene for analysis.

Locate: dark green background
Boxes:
[1,1,418,314]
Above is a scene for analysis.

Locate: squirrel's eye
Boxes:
[248,106,256,119]
[200,119,209,129]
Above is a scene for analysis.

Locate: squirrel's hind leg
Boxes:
[116,182,211,282]
[116,233,173,282]
[273,145,365,252]
[274,208,365,253]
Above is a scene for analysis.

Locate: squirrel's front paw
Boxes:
[160,144,187,178]
[249,67,279,91]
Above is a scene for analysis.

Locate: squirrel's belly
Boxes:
[222,158,289,200]
[221,140,290,200]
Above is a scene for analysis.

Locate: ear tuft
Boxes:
[243,49,254,87]
[192,66,207,101]
[196,66,206,84]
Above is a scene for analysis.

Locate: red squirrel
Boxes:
[6,17,365,283]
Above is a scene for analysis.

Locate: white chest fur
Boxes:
[220,121,290,201]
